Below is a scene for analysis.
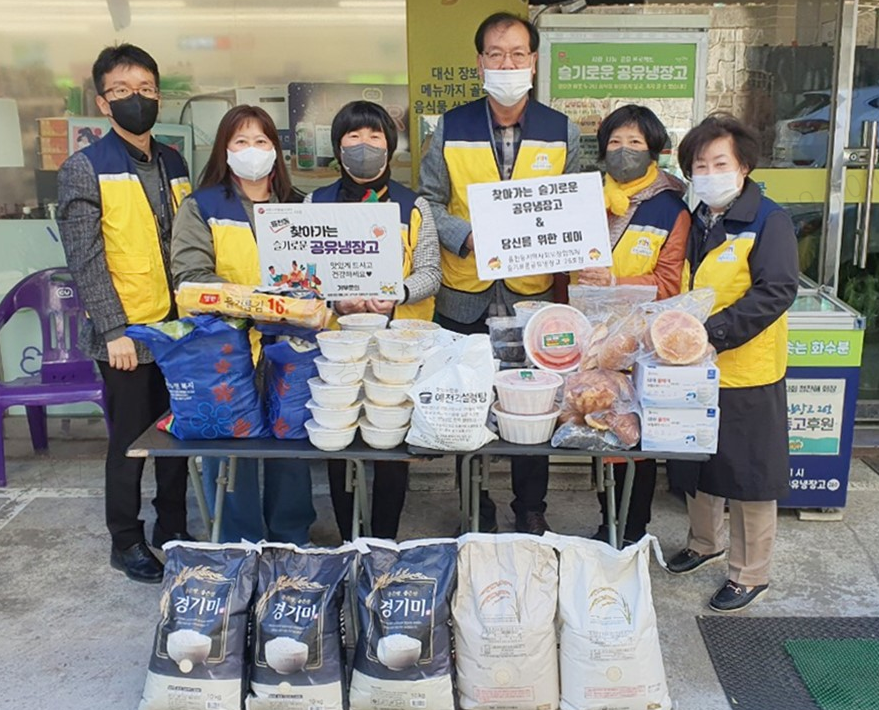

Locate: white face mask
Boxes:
[482,68,533,107]
[226,146,276,181]
[692,171,742,209]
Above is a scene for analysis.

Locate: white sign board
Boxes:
[468,172,611,281]
[254,202,404,301]
[787,378,846,456]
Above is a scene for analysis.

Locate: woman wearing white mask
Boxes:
[577,104,691,546]
[307,100,441,541]
[665,114,798,613]
[170,105,315,544]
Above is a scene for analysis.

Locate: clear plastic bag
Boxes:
[640,288,716,366]
[568,284,657,324]
[559,369,637,423]
[551,410,641,451]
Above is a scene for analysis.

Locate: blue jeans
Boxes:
[201,457,315,544]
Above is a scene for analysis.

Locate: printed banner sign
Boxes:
[551,42,697,99]
[787,329,864,367]
[468,172,611,281]
[253,203,404,301]
[787,378,846,456]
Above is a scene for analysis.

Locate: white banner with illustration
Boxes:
[253,202,404,301]
[468,172,611,281]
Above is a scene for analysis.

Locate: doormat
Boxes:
[696,616,879,710]
[786,639,879,710]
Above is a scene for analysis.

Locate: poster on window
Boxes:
[787,378,846,455]
[253,202,404,301]
[468,172,610,281]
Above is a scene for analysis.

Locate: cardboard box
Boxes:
[38,136,69,154]
[640,406,719,454]
[634,361,720,409]
[37,117,68,137]
[39,152,66,170]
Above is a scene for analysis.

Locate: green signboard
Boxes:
[551,42,696,99]
[787,329,865,368]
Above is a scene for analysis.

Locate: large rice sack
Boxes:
[246,543,355,709]
[454,533,559,710]
[139,542,259,710]
[127,315,267,439]
[551,534,671,710]
[349,538,457,710]
[263,336,320,440]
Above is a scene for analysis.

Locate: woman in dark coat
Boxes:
[665,114,799,613]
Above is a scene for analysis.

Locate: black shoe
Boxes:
[709,579,769,612]
[666,547,725,575]
[151,524,197,548]
[515,511,551,535]
[110,542,164,584]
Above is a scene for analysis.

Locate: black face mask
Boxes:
[108,93,159,136]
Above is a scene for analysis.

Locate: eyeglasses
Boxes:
[103,85,159,101]
[481,50,533,68]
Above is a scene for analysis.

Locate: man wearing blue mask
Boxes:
[419,12,580,535]
[58,44,193,583]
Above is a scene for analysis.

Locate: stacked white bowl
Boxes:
[305,329,371,451]
[492,368,564,445]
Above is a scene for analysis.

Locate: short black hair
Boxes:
[597,104,669,161]
[330,100,398,162]
[677,113,761,178]
[475,12,539,54]
[92,43,159,95]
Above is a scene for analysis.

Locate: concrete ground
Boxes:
[2,416,878,710]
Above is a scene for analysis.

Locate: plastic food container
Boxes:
[491,402,560,445]
[305,418,358,452]
[486,316,522,343]
[369,356,421,385]
[307,377,361,409]
[523,304,592,373]
[337,313,389,332]
[305,398,362,429]
[363,375,412,406]
[492,341,526,363]
[363,399,414,429]
[358,417,408,450]
[494,368,564,415]
[373,329,423,362]
[389,319,442,348]
[513,300,551,328]
[316,330,370,362]
[314,355,368,385]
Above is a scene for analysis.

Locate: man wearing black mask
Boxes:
[57,44,193,583]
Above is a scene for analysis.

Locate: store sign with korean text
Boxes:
[787,329,864,367]
[786,378,845,456]
[468,172,611,281]
[551,42,696,99]
[253,203,403,300]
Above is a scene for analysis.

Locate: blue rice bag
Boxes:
[262,332,320,440]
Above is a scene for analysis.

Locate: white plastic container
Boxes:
[373,329,423,362]
[305,398,362,429]
[358,417,408,450]
[363,399,414,429]
[305,418,358,452]
[389,319,441,348]
[363,375,412,406]
[307,377,361,409]
[513,300,551,328]
[494,368,564,415]
[337,312,389,332]
[316,330,370,363]
[369,356,421,385]
[314,355,368,385]
[491,402,560,445]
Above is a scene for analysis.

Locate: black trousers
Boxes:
[98,361,188,549]
[596,459,657,540]
[435,311,549,521]
[327,459,408,540]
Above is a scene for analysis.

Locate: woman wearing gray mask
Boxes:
[576,104,691,546]
[307,100,441,541]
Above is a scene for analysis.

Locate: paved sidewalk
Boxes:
[2,417,878,710]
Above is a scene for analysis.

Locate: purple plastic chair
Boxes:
[0,268,109,486]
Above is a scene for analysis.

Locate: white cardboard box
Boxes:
[640,406,719,454]
[633,361,720,409]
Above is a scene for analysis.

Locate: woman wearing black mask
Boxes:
[576,104,691,546]
[307,100,441,541]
